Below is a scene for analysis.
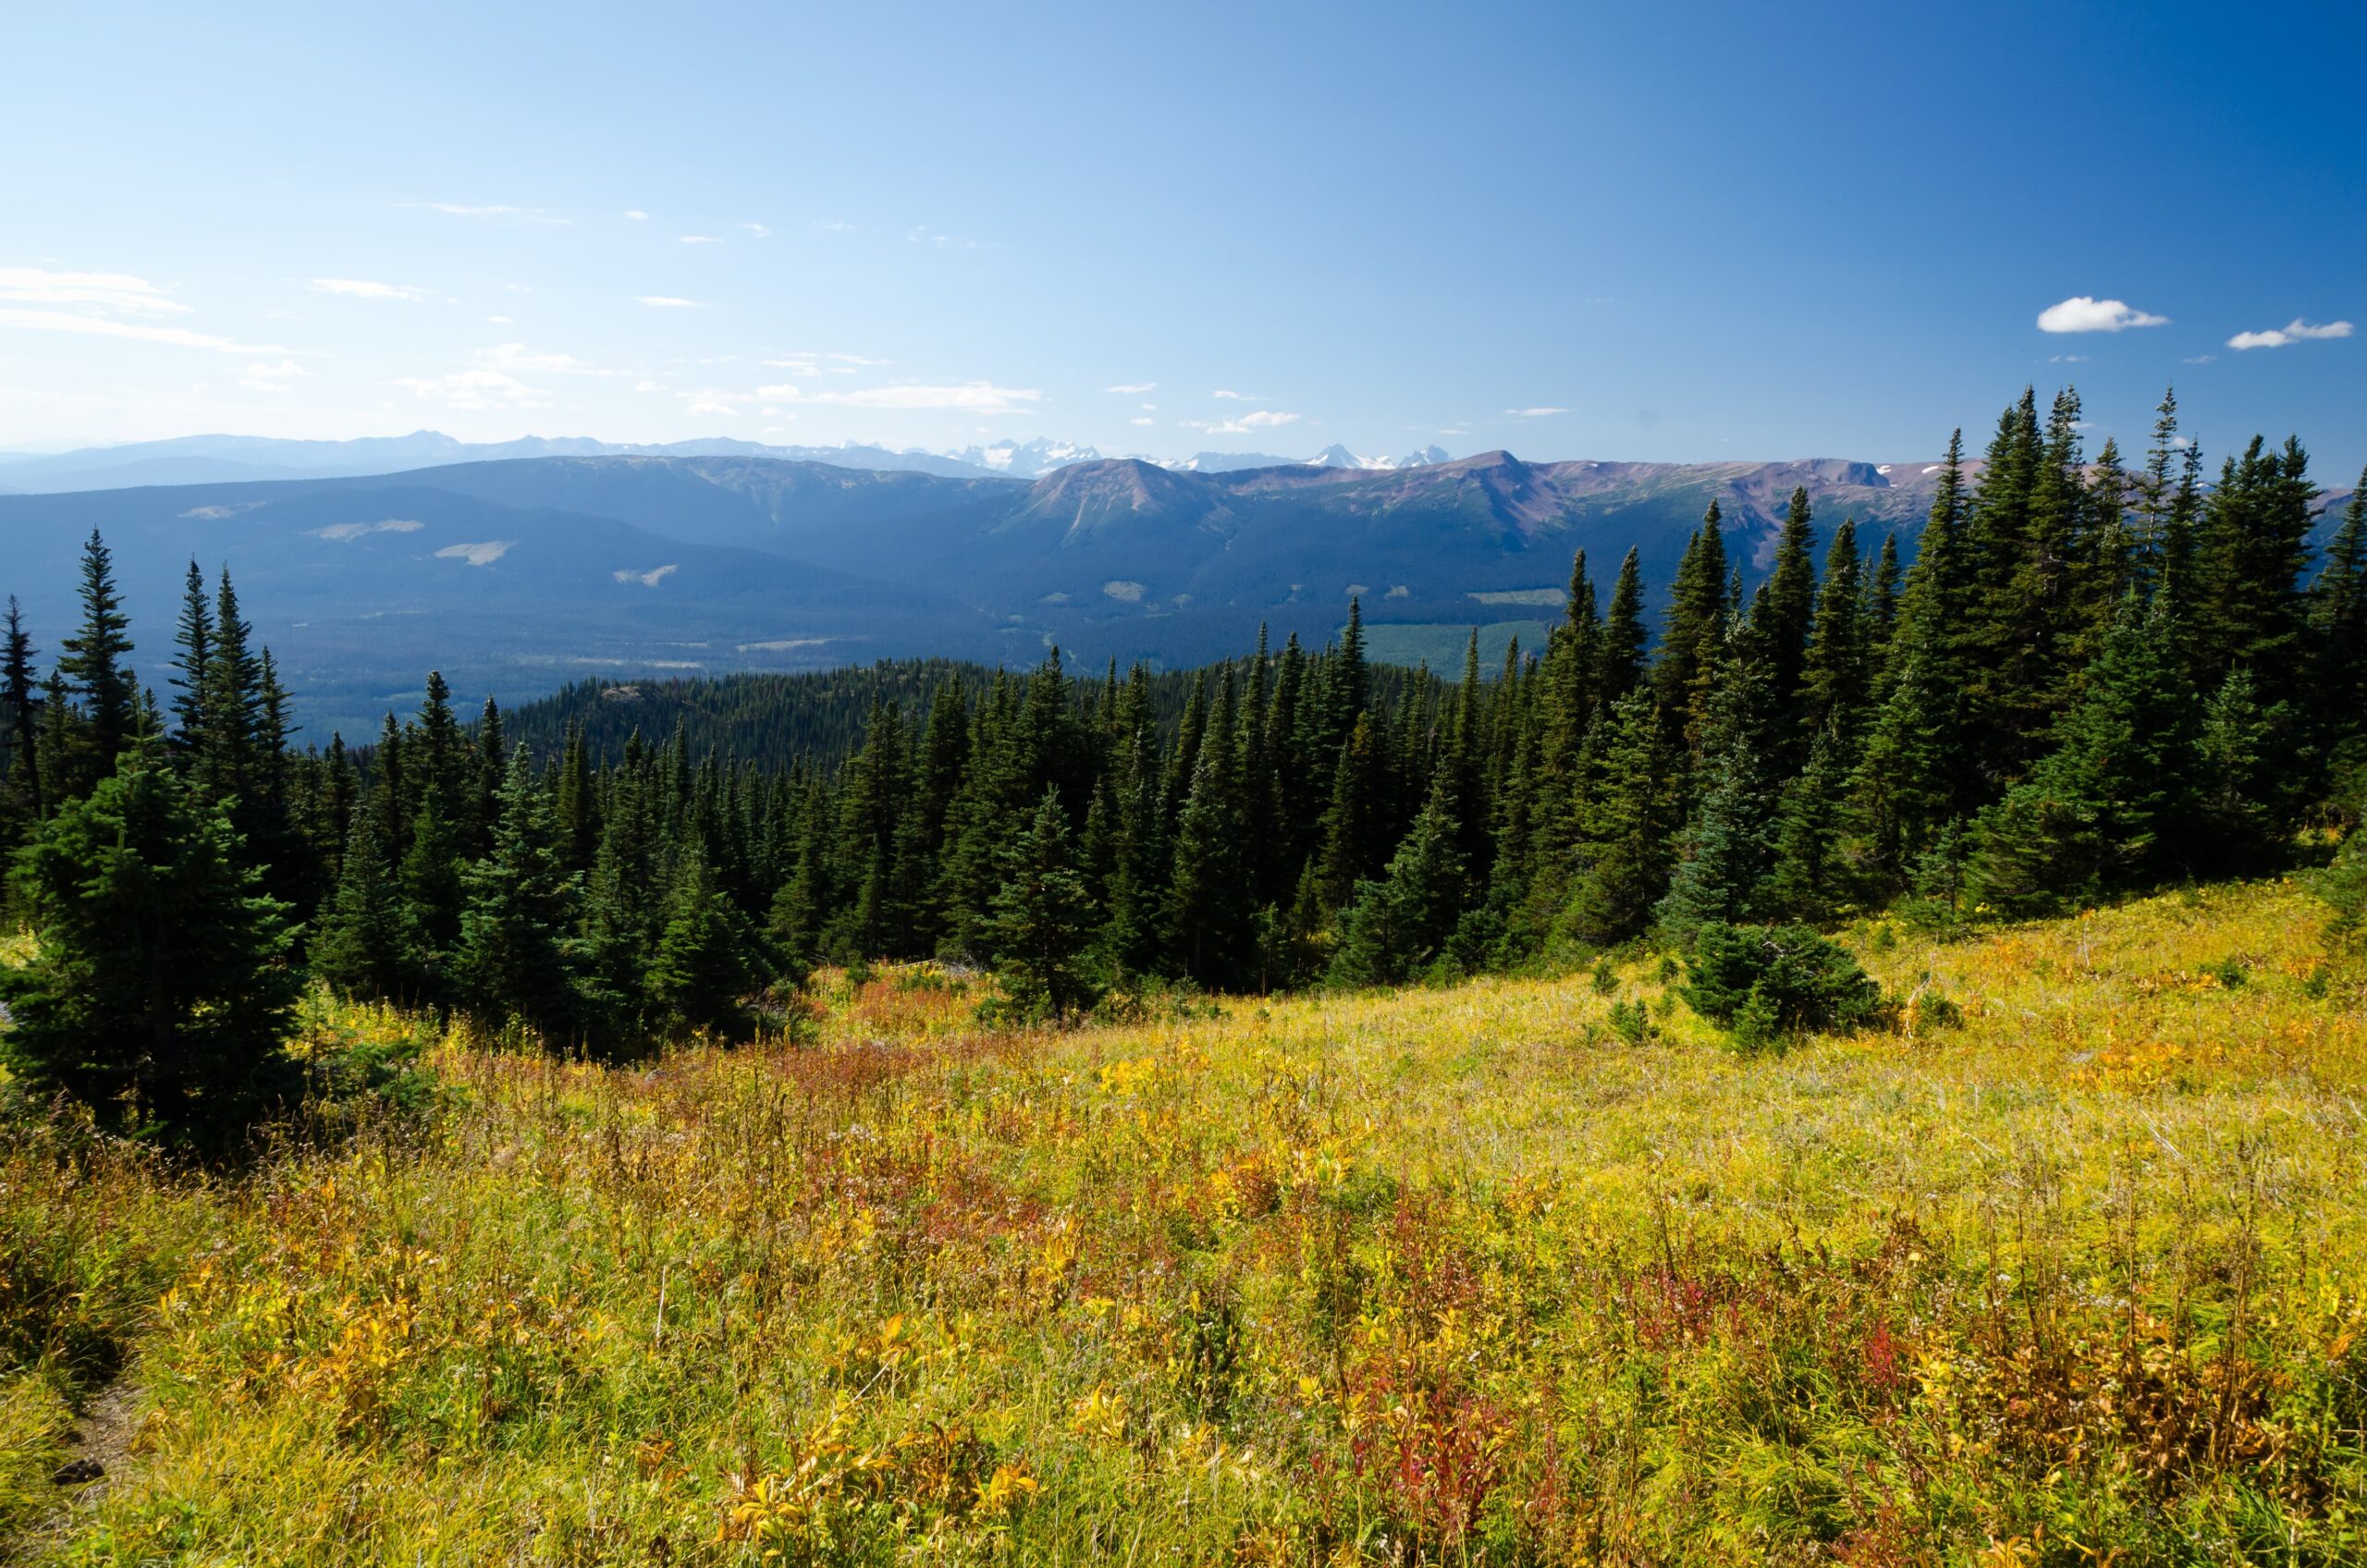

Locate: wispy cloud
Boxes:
[680,234,721,245]
[1105,381,1157,394]
[411,202,570,225]
[623,209,649,221]
[1211,388,1255,400]
[1189,410,1300,435]
[2183,354,2216,365]
[2047,354,2087,363]
[2036,296,2169,333]
[479,342,620,377]
[1131,417,1155,426]
[814,218,854,233]
[761,351,890,377]
[1504,406,1570,417]
[906,226,980,250]
[739,223,771,239]
[752,380,1042,413]
[2227,317,2353,350]
[390,366,550,410]
[0,308,289,354]
[312,277,426,301]
[637,296,702,308]
[238,359,310,392]
[0,266,190,315]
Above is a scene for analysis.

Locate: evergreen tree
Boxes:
[1599,548,1650,704]
[1762,723,1856,921]
[988,786,1099,1020]
[1963,598,2200,916]
[1,596,41,827]
[0,753,300,1151]
[56,529,136,790]
[2313,475,2367,804]
[1166,671,1253,986]
[1657,628,1781,936]
[1753,486,1820,736]
[1654,511,1729,744]
[1797,517,1869,743]
[167,560,214,760]
[455,746,599,1046]
[1564,689,1674,947]
[645,839,759,1038]
[311,810,410,1000]
[1329,781,1466,986]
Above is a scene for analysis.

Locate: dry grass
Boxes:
[6,879,2367,1563]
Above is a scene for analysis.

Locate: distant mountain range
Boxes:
[0,431,1459,492]
[1,447,2346,741]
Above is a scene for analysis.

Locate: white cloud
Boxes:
[634,378,667,393]
[0,266,190,315]
[487,313,512,324]
[814,218,854,233]
[906,226,979,250]
[759,380,1042,413]
[0,308,288,354]
[739,223,771,239]
[479,341,619,376]
[239,359,310,392]
[624,209,649,220]
[2183,354,2216,365]
[414,202,568,224]
[684,398,739,417]
[1105,381,1157,394]
[637,296,701,308]
[1131,417,1155,426]
[2048,354,2088,363]
[1504,407,1570,417]
[312,278,425,300]
[680,234,721,245]
[761,351,890,378]
[391,367,549,410]
[2226,317,2354,350]
[613,564,679,586]
[2036,296,2169,333]
[1188,410,1301,435]
[1211,388,1251,399]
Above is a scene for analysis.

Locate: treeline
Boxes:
[500,659,1454,775]
[3,387,2364,1074]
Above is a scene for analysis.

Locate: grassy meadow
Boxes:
[6,879,2367,1564]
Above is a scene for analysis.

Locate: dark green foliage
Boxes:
[1328,784,1466,987]
[645,841,761,1038]
[455,746,604,1047]
[1681,922,1883,1045]
[0,754,300,1151]
[1963,599,2200,917]
[987,787,1099,1021]
[1657,629,1781,935]
[2317,820,2367,943]
[4,392,2363,1110]
[1564,689,1676,947]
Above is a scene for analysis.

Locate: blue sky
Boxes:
[4,0,2361,476]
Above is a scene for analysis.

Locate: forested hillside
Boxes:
[1,387,2364,1118]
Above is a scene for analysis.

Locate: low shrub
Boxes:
[1682,922,1885,1045]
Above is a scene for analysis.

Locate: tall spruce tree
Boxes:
[56,529,136,791]
[0,753,300,1151]
[1963,597,2201,916]
[988,786,1099,1020]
